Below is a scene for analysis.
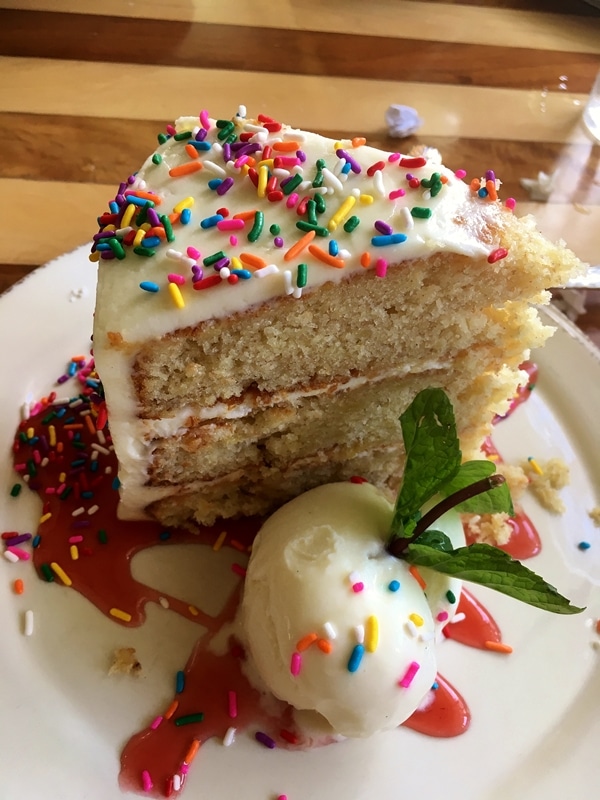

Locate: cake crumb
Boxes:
[463,512,513,547]
[496,462,528,500]
[521,457,570,514]
[109,647,142,676]
[589,507,600,527]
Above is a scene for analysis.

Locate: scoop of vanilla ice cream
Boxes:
[241,482,464,738]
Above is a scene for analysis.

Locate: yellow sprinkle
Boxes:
[59,472,66,484]
[334,141,343,150]
[231,256,243,270]
[89,251,100,262]
[168,282,185,309]
[39,512,52,525]
[327,195,356,231]
[48,425,57,447]
[26,427,34,440]
[365,615,379,652]
[213,530,227,551]
[121,203,136,228]
[257,164,269,198]
[359,194,374,205]
[50,562,72,586]
[109,608,132,623]
[133,229,146,247]
[70,545,79,561]
[409,613,424,627]
[487,453,499,462]
[528,457,544,476]
[140,222,151,232]
[240,164,250,176]
[101,223,116,232]
[188,605,199,617]
[256,158,275,169]
[173,196,195,214]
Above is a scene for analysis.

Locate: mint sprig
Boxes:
[387,387,584,615]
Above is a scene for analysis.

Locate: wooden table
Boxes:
[0,0,599,343]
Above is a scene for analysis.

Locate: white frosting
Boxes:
[92,112,507,516]
[241,482,464,738]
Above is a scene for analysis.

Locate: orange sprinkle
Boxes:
[229,539,246,552]
[164,700,179,720]
[184,739,201,764]
[440,175,448,183]
[232,209,259,221]
[409,565,427,590]
[360,251,371,268]
[484,641,513,654]
[188,605,199,616]
[169,162,203,177]
[213,530,227,551]
[351,136,367,147]
[307,244,345,269]
[71,355,87,362]
[596,619,600,635]
[13,578,24,595]
[486,179,498,201]
[147,225,167,239]
[56,442,64,453]
[127,190,162,205]
[470,178,480,192]
[84,415,96,435]
[185,143,200,159]
[316,638,333,654]
[272,141,301,151]
[245,156,256,168]
[168,212,181,224]
[283,229,316,262]
[296,632,318,652]
[239,252,267,269]
[63,424,84,430]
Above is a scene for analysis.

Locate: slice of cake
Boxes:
[91,109,583,528]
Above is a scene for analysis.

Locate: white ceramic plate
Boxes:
[1,249,599,800]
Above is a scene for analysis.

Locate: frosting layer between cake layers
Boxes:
[91,111,582,526]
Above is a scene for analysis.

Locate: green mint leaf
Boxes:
[414,529,454,553]
[403,542,584,615]
[391,388,462,538]
[440,460,515,516]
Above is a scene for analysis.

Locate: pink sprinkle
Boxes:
[388,188,406,199]
[505,197,516,211]
[228,690,238,718]
[167,273,186,285]
[277,796,288,800]
[375,258,388,278]
[350,475,367,484]
[352,582,365,593]
[231,563,246,578]
[150,716,163,730]
[45,487,56,495]
[454,169,467,179]
[180,763,190,775]
[199,109,211,130]
[399,660,420,688]
[217,218,245,231]
[57,483,66,495]
[229,235,238,246]
[141,769,153,792]
[7,546,30,561]
[187,246,201,259]
[286,192,299,208]
[437,611,449,622]
[290,651,302,676]
[166,124,176,136]
[234,155,249,168]
[68,535,84,544]
[388,152,401,162]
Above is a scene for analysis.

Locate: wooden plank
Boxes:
[0,57,593,144]
[1,112,599,207]
[2,0,599,52]
[0,10,598,92]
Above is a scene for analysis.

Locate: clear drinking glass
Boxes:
[583,69,600,142]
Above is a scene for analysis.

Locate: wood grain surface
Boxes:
[0,0,599,343]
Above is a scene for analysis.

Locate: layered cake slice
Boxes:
[91,109,583,528]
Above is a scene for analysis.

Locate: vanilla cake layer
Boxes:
[91,111,584,527]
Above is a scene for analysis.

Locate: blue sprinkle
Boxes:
[371,233,407,247]
[32,534,41,548]
[207,178,223,191]
[388,580,401,592]
[70,459,86,468]
[55,407,66,418]
[90,460,99,472]
[109,200,119,213]
[127,195,153,207]
[68,361,77,376]
[200,214,224,229]
[230,269,252,280]
[95,242,111,251]
[141,236,161,248]
[478,187,488,198]
[81,491,94,499]
[329,240,339,256]
[578,541,591,551]
[341,161,352,174]
[432,681,439,690]
[176,670,185,693]
[112,476,121,490]
[159,530,171,541]
[187,140,211,151]
[180,207,192,225]
[85,378,100,388]
[140,281,160,293]
[347,644,365,673]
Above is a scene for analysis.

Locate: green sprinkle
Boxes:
[72,441,87,450]
[296,221,329,237]
[10,483,22,497]
[216,121,235,141]
[411,207,432,219]
[248,211,264,243]
[343,215,360,233]
[225,132,238,144]
[152,153,162,165]
[42,412,55,424]
[430,181,443,197]
[157,132,169,145]
[173,131,192,141]
[174,713,205,726]
[282,173,303,196]
[59,486,73,500]
[312,158,326,188]
[135,206,149,227]
[306,199,318,225]
[446,590,456,603]
[203,250,226,266]
[160,214,175,242]
[297,263,308,288]
[98,529,108,544]
[216,119,232,128]
[27,460,37,477]
[133,246,156,257]
[108,238,126,260]
[40,563,54,582]
[314,193,326,214]
[269,223,281,235]
[19,432,27,444]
